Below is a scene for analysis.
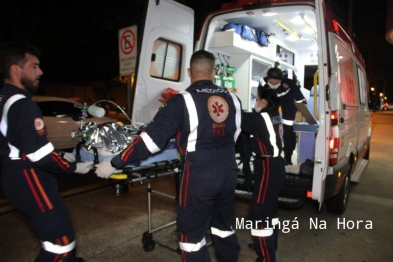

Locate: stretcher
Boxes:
[74,142,182,252]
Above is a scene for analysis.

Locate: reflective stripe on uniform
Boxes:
[8,143,20,160]
[276,88,290,97]
[140,132,160,154]
[211,226,235,238]
[0,94,26,137]
[282,119,294,126]
[1,94,27,160]
[179,237,206,252]
[229,92,242,141]
[261,113,279,157]
[26,142,54,162]
[251,228,274,237]
[180,91,198,152]
[42,240,75,254]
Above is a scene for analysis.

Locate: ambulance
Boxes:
[130,0,372,214]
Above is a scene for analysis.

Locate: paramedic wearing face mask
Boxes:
[95,50,242,262]
[242,88,286,262]
[258,62,306,165]
[0,43,92,261]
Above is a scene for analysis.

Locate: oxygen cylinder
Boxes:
[214,64,222,87]
[219,64,226,88]
[225,66,236,91]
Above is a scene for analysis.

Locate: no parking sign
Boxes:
[119,25,137,75]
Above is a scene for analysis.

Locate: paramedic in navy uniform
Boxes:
[258,62,305,165]
[242,88,286,262]
[95,50,242,262]
[0,43,93,261]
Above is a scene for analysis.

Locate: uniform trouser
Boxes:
[177,152,240,262]
[249,157,286,262]
[1,165,78,261]
[236,132,253,191]
[283,123,296,154]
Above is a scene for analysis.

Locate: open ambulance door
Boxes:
[132,0,194,126]
[313,0,330,209]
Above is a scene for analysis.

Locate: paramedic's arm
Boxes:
[12,99,86,174]
[283,78,306,103]
[241,111,258,136]
[110,95,183,169]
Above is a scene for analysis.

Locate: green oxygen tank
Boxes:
[214,64,222,87]
[220,64,228,88]
[219,63,226,89]
[225,66,236,92]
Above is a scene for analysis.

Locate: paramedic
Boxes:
[0,43,93,261]
[95,50,242,262]
[258,62,305,165]
[242,88,286,262]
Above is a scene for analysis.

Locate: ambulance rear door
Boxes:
[132,0,194,125]
[312,0,331,209]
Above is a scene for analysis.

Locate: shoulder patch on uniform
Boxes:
[207,96,229,123]
[34,118,45,130]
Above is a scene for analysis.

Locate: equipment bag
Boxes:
[223,23,269,47]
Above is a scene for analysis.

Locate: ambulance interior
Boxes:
[202,5,320,167]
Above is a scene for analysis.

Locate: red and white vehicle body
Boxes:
[132,0,371,214]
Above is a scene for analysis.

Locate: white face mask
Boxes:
[268,81,281,89]
[254,106,262,113]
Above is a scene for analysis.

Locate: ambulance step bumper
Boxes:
[278,173,313,208]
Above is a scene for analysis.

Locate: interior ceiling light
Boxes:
[302,27,315,34]
[290,16,304,25]
[246,11,263,16]
[286,35,299,42]
[309,45,318,51]
[262,10,277,16]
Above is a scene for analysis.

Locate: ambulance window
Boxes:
[357,67,367,105]
[150,39,182,81]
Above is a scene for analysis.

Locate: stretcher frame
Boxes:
[109,159,182,252]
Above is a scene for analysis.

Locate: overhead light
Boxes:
[309,45,318,51]
[246,11,263,16]
[286,35,298,42]
[302,27,314,34]
[290,16,304,25]
[262,10,277,16]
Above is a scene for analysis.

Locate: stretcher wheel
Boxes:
[142,232,155,252]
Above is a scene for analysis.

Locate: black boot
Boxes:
[284,152,293,165]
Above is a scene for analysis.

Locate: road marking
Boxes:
[350,193,393,208]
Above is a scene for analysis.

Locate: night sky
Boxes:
[1,0,392,96]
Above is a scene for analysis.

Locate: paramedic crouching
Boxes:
[0,43,93,261]
[95,50,242,262]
